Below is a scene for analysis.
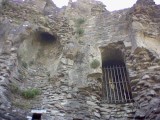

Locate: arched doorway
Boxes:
[101,47,133,104]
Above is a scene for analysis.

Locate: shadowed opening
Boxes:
[102,48,125,67]
[36,31,57,43]
[32,113,41,120]
[101,47,133,104]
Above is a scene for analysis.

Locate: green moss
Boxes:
[75,18,85,27]
[21,88,41,99]
[76,28,84,37]
[22,62,27,68]
[74,18,85,37]
[29,60,34,66]
[10,83,41,99]
[90,59,100,69]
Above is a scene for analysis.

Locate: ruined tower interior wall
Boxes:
[0,0,160,119]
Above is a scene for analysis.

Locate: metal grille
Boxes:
[103,65,133,104]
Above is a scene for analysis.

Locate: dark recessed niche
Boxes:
[102,48,125,68]
[37,31,57,43]
[32,113,41,120]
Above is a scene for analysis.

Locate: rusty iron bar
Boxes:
[110,67,116,103]
[115,65,124,103]
[102,69,106,100]
[112,65,120,103]
[103,65,132,103]
[107,67,113,103]
[122,66,132,102]
[104,68,109,102]
[119,65,128,102]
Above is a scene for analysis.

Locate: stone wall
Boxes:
[0,0,160,120]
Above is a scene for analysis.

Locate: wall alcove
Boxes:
[101,47,133,104]
[35,31,58,44]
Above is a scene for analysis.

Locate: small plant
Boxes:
[29,60,34,66]
[21,88,41,99]
[75,18,85,37]
[75,18,85,27]
[76,28,84,37]
[90,59,100,69]
[22,61,27,68]
[10,84,41,99]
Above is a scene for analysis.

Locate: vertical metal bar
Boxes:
[113,65,118,103]
[113,66,120,102]
[119,65,127,102]
[103,65,133,104]
[104,68,109,102]
[107,67,113,103]
[110,66,116,103]
[102,69,105,100]
[122,67,131,102]
[106,68,110,103]
[115,65,124,103]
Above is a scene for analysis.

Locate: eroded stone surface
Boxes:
[0,0,160,119]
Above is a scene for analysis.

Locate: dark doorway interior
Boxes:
[32,113,41,120]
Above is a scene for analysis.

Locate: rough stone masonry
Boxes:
[0,0,160,119]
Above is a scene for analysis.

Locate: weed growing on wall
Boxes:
[90,59,100,69]
[21,88,41,99]
[75,18,85,37]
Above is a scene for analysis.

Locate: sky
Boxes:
[53,0,160,11]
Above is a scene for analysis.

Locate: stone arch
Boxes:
[101,46,133,104]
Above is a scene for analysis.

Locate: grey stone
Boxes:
[57,113,65,116]
[66,94,72,99]
[153,85,160,90]
[102,115,110,119]
[101,111,111,115]
[0,107,27,120]
[155,115,160,120]
[91,95,97,101]
[126,109,135,113]
[67,59,74,66]
[60,100,68,106]
[10,47,17,52]
[99,108,111,112]
[153,108,160,114]
[142,75,150,80]
[135,109,145,118]
[86,101,97,106]
[51,110,59,115]
[54,103,64,109]
[147,90,157,96]
[0,76,5,81]
[94,112,101,118]
[148,66,160,70]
